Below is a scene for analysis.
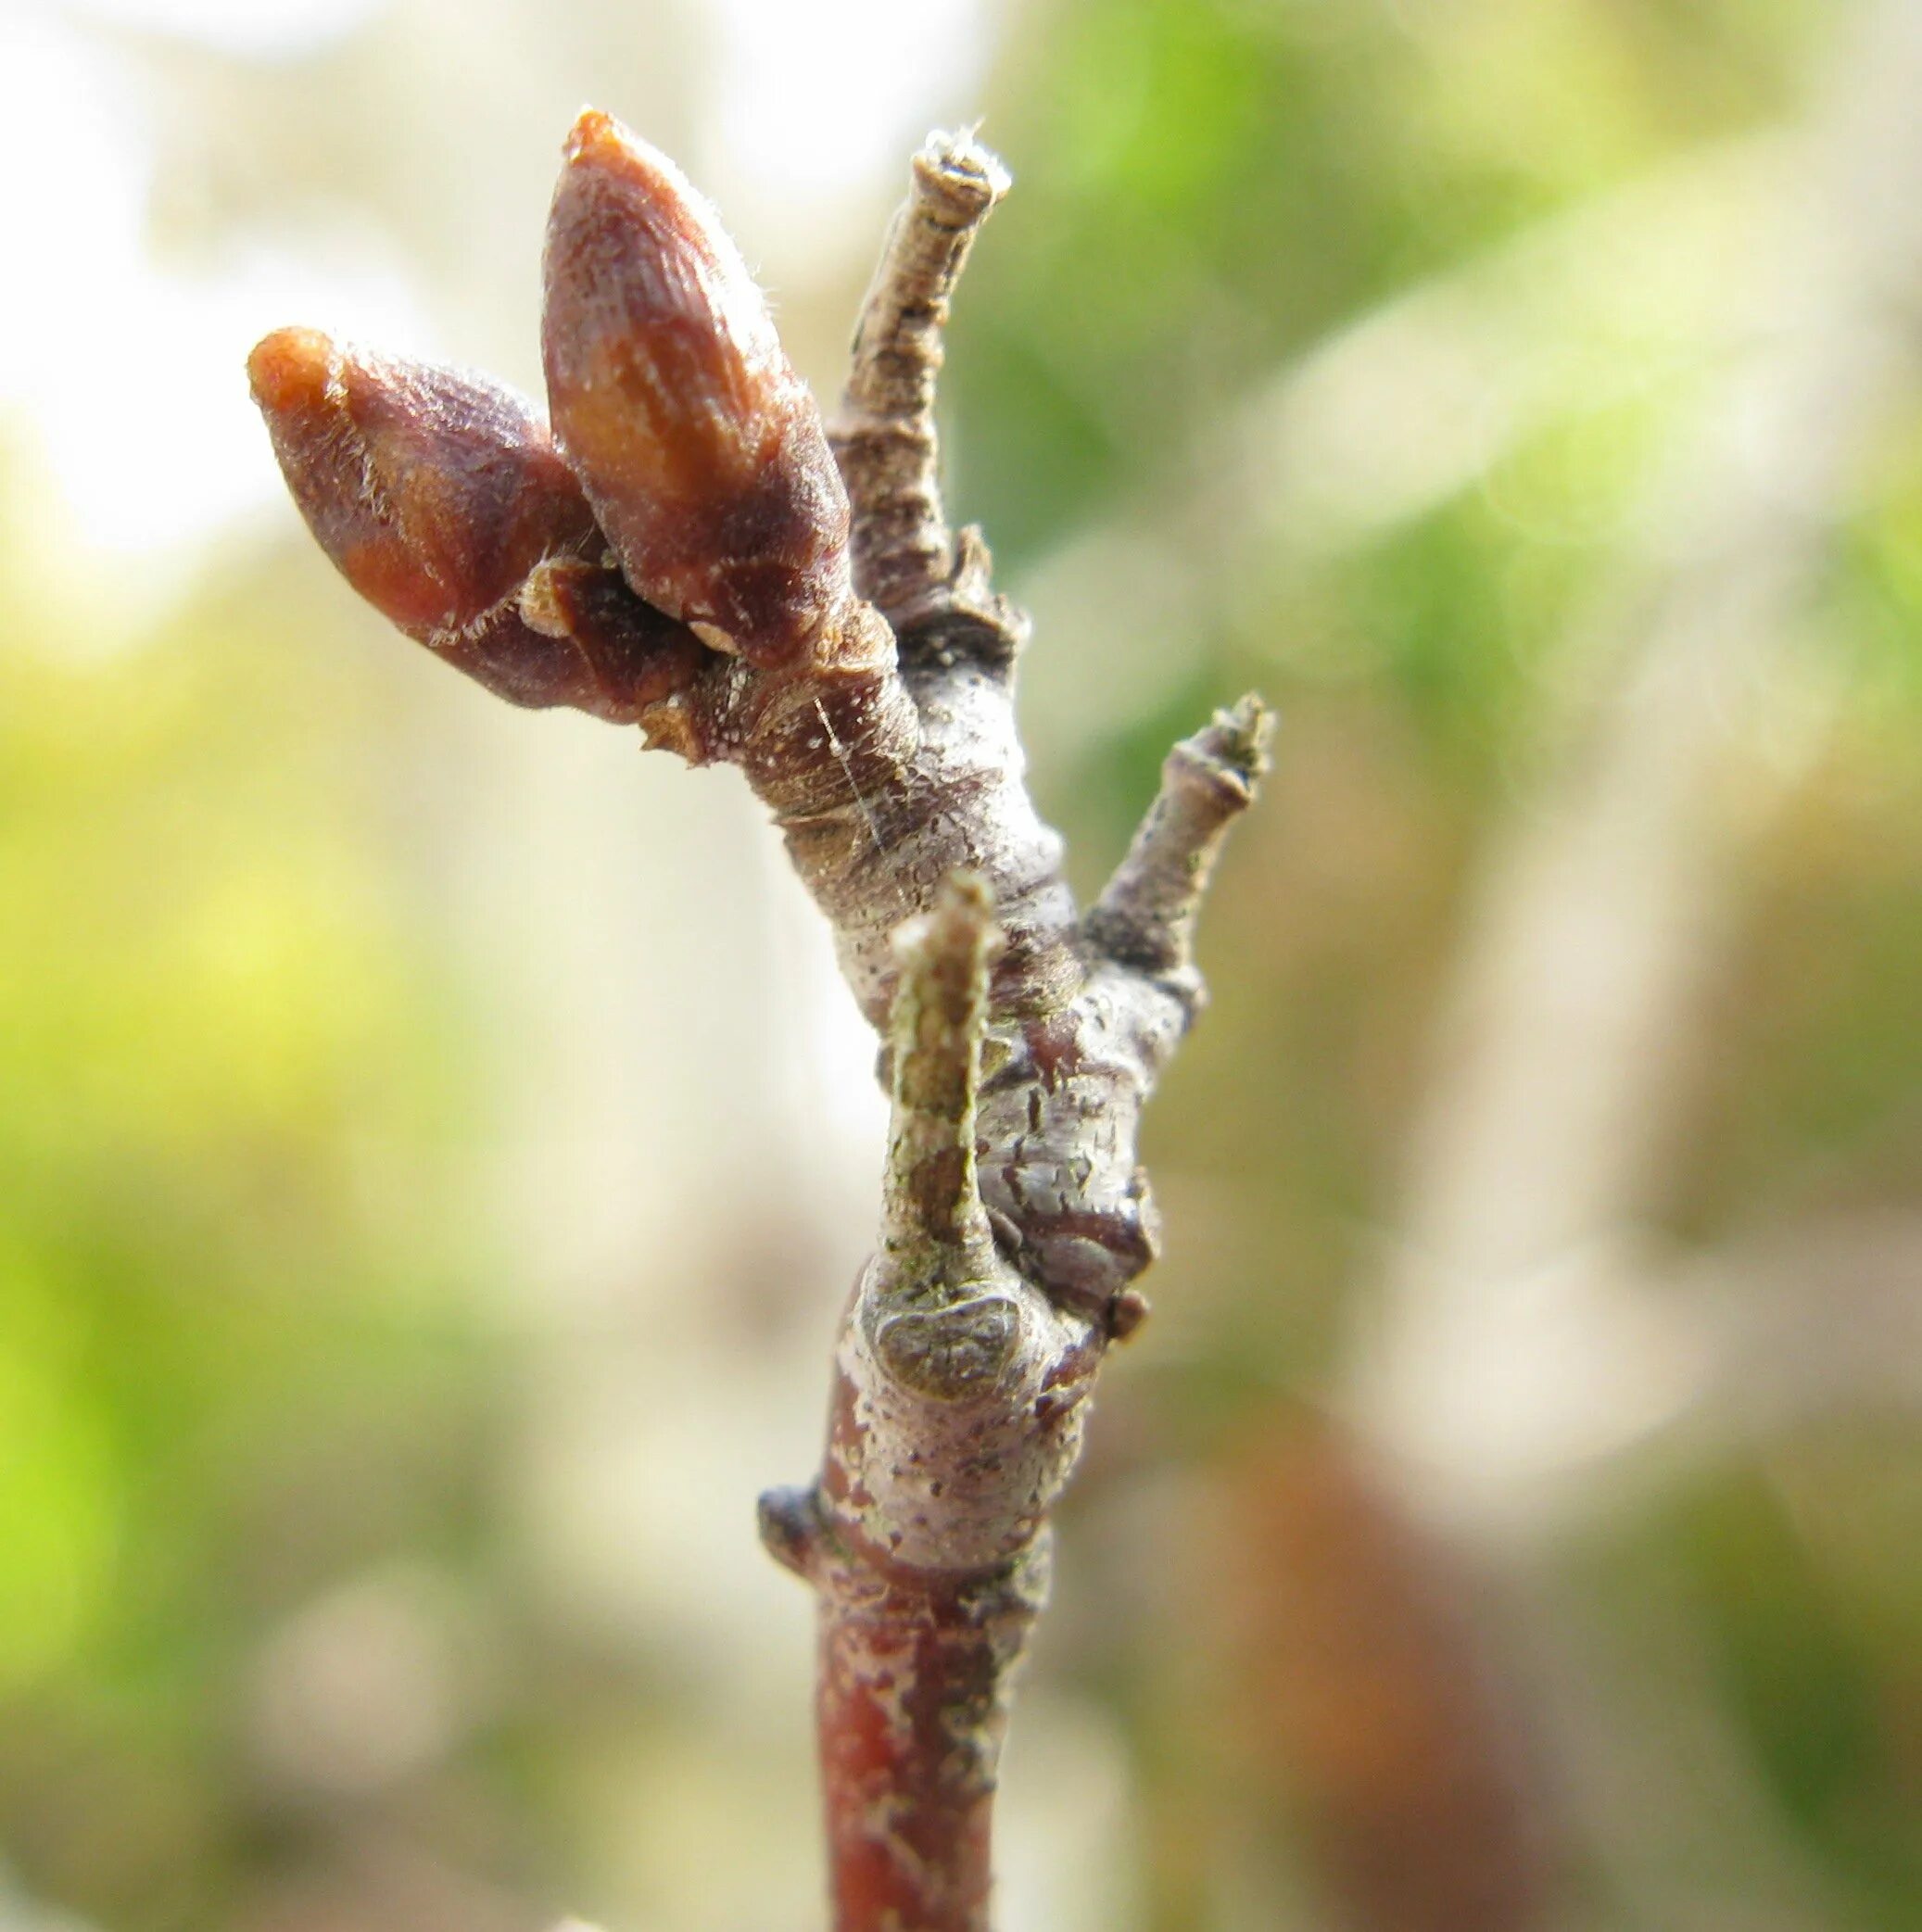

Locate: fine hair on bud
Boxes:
[541,109,854,668]
[247,327,703,722]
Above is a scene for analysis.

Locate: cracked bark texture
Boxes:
[250,114,1266,1932]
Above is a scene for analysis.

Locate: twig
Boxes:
[764,877,1082,1932]
[833,130,1012,640]
[1086,696,1274,1008]
[250,115,1266,1932]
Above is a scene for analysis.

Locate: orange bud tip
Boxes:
[563,107,626,166]
[557,111,706,242]
[247,327,337,416]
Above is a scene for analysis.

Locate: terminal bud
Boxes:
[542,110,854,668]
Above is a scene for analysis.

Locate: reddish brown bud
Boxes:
[541,109,854,668]
[248,327,700,722]
[518,556,712,723]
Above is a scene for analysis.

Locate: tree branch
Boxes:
[763,877,1089,1932]
[250,114,1265,1932]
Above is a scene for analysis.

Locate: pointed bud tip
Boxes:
[563,107,627,165]
[555,109,713,274]
[247,327,336,417]
[560,107,682,203]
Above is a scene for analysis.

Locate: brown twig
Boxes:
[250,116,1265,1932]
[832,128,1010,635]
[764,878,1077,1931]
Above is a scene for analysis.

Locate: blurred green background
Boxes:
[4,0,1921,1928]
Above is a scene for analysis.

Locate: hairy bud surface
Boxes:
[248,327,702,722]
[542,110,854,668]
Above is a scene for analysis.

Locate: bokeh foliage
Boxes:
[3,1,1920,1929]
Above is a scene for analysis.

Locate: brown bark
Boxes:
[251,113,1265,1932]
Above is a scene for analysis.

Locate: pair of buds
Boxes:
[249,111,867,731]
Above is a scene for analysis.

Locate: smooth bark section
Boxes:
[814,1551,1046,1932]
